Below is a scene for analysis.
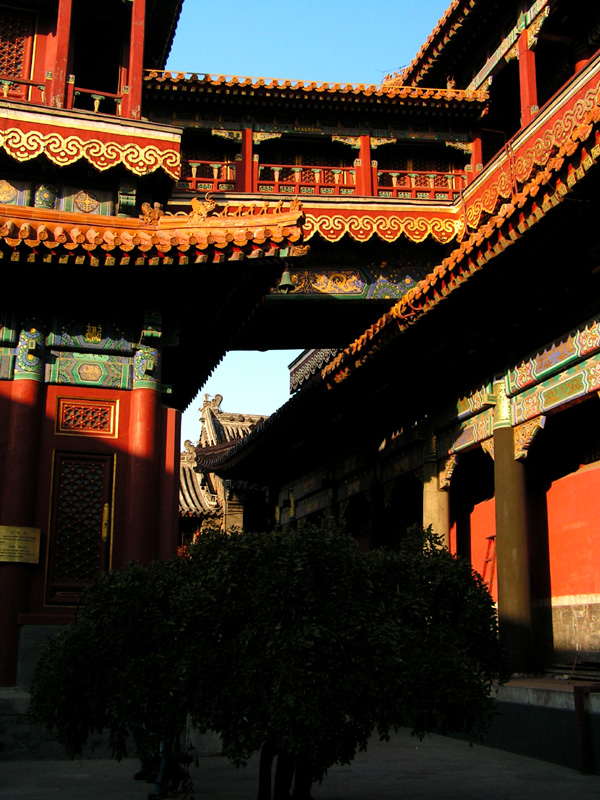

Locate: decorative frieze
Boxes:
[512,351,600,424]
[508,316,600,394]
[46,352,131,390]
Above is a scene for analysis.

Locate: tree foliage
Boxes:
[29,523,503,782]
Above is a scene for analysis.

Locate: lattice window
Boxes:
[57,398,118,437]
[53,459,106,582]
[0,7,34,80]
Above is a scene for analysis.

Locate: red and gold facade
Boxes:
[3,0,600,701]
[195,0,600,693]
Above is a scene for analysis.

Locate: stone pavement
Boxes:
[2,728,600,800]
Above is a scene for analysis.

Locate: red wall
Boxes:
[449,497,497,602]
[545,461,600,599]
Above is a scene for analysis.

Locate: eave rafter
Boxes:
[0,198,307,267]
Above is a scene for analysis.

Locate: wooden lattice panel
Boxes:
[53,459,106,582]
[56,398,118,438]
[0,7,34,80]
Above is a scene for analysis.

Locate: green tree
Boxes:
[29,557,208,758]
[30,523,503,798]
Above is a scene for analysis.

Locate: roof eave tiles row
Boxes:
[398,0,475,86]
[0,207,305,264]
[144,70,488,104]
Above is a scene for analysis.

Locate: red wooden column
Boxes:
[493,381,532,673]
[125,332,161,563]
[354,135,373,195]
[518,29,538,127]
[158,407,181,560]
[0,326,44,686]
[235,128,254,192]
[50,0,73,108]
[122,0,146,119]
[470,134,483,182]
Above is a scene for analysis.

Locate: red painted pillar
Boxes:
[0,326,44,686]
[355,135,373,195]
[123,0,146,119]
[158,407,181,560]
[470,134,483,182]
[518,30,538,127]
[50,0,73,109]
[125,337,161,564]
[235,128,254,192]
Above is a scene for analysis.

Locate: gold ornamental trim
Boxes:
[465,73,600,229]
[303,212,463,244]
[0,127,181,179]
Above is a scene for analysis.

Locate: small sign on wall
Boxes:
[0,526,41,564]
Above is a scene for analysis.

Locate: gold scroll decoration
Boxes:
[464,75,600,228]
[514,415,546,460]
[481,438,495,460]
[303,213,463,244]
[439,454,458,489]
[0,128,181,179]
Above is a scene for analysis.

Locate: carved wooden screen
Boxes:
[46,452,114,604]
[0,6,35,100]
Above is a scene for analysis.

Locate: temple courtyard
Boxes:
[2,728,599,800]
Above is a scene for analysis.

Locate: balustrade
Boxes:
[67,80,123,115]
[179,158,467,200]
[0,73,48,104]
[257,164,356,196]
[181,160,237,192]
[377,169,467,200]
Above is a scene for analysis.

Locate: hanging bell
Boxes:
[278,267,295,293]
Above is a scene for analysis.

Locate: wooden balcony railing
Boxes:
[0,73,48,104]
[179,160,237,192]
[66,80,123,115]
[178,159,466,200]
[257,164,357,196]
[377,169,467,200]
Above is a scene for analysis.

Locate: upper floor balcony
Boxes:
[179,158,467,201]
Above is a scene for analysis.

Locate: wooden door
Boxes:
[46,452,114,604]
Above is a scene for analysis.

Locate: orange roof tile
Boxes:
[0,198,307,265]
[144,69,488,104]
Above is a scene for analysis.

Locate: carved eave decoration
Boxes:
[0,198,307,266]
[321,70,600,389]
[0,104,182,179]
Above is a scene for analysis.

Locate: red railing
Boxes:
[66,80,123,115]
[179,159,467,200]
[0,73,48,104]
[377,169,467,200]
[257,163,356,196]
[179,160,237,192]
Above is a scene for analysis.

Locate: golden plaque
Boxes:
[0,526,41,564]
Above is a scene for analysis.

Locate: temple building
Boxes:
[2,3,600,761]
[0,0,304,688]
[195,0,600,686]
[179,394,268,538]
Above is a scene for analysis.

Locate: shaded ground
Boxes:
[3,728,599,800]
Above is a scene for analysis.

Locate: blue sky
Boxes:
[167,0,451,443]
